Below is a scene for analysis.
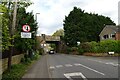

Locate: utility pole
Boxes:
[8,0,17,71]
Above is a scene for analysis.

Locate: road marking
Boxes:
[88,59,119,67]
[79,64,105,75]
[56,65,63,68]
[74,63,81,66]
[49,66,55,69]
[105,62,119,66]
[64,72,87,80]
[65,64,73,67]
[88,59,104,63]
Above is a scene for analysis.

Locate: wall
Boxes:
[116,32,120,40]
[0,54,24,73]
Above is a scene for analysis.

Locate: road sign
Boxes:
[21,32,31,38]
[22,24,31,32]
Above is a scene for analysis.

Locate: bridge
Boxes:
[36,34,61,53]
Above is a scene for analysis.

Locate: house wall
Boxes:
[100,34,115,41]
[115,32,120,40]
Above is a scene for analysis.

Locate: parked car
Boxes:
[49,50,55,54]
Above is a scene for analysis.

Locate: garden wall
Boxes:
[0,54,24,73]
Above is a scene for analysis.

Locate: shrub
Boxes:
[33,52,39,60]
[2,64,28,80]
[77,46,84,55]
[79,42,91,52]
[66,47,71,54]
[21,57,25,63]
[71,47,78,52]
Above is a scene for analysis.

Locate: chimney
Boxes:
[41,34,45,40]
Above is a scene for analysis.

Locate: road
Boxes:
[22,53,119,80]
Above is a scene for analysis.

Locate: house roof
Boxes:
[99,25,118,36]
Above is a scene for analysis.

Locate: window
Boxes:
[111,34,115,38]
[103,35,109,39]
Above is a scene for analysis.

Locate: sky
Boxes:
[26,0,120,35]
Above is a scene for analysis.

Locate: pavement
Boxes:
[22,53,120,80]
[22,55,50,79]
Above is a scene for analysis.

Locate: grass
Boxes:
[2,55,41,80]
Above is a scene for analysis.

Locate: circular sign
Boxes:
[22,24,31,32]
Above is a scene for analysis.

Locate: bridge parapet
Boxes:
[45,36,60,41]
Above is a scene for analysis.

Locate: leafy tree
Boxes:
[1,1,35,71]
[52,29,64,37]
[63,7,116,47]
[14,7,38,53]
[0,4,11,51]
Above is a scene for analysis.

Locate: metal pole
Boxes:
[8,0,17,71]
[35,13,40,51]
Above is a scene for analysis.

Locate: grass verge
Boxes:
[2,55,41,80]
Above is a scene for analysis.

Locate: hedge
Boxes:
[78,40,120,53]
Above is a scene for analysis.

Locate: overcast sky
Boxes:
[26,0,120,35]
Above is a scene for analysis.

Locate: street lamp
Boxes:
[34,13,40,51]
[35,13,40,21]
[0,12,3,78]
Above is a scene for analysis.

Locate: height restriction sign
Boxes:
[22,24,31,32]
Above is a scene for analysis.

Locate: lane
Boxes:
[22,55,50,79]
[62,54,119,78]
[47,53,119,79]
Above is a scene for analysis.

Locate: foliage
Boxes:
[52,29,64,37]
[77,42,91,54]
[2,63,28,80]
[63,7,116,47]
[0,4,11,51]
[66,47,72,54]
[50,44,56,50]
[14,7,38,52]
[77,40,120,54]
[1,1,35,52]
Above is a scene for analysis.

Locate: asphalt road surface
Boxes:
[22,53,119,80]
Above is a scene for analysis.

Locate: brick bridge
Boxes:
[36,34,62,53]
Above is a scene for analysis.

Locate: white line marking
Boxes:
[65,64,73,67]
[74,63,81,66]
[56,65,63,68]
[49,66,55,69]
[79,64,105,75]
[64,72,87,80]
[88,59,119,66]
[88,59,104,63]
[105,62,119,66]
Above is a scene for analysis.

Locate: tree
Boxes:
[52,29,64,37]
[14,7,38,53]
[1,1,34,71]
[63,7,116,47]
[0,4,11,52]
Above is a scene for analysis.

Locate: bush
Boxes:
[77,46,84,55]
[37,48,43,55]
[21,57,25,63]
[89,40,120,53]
[71,47,78,52]
[79,42,91,52]
[33,52,39,60]
[66,47,72,54]
[76,40,120,54]
[2,64,28,80]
